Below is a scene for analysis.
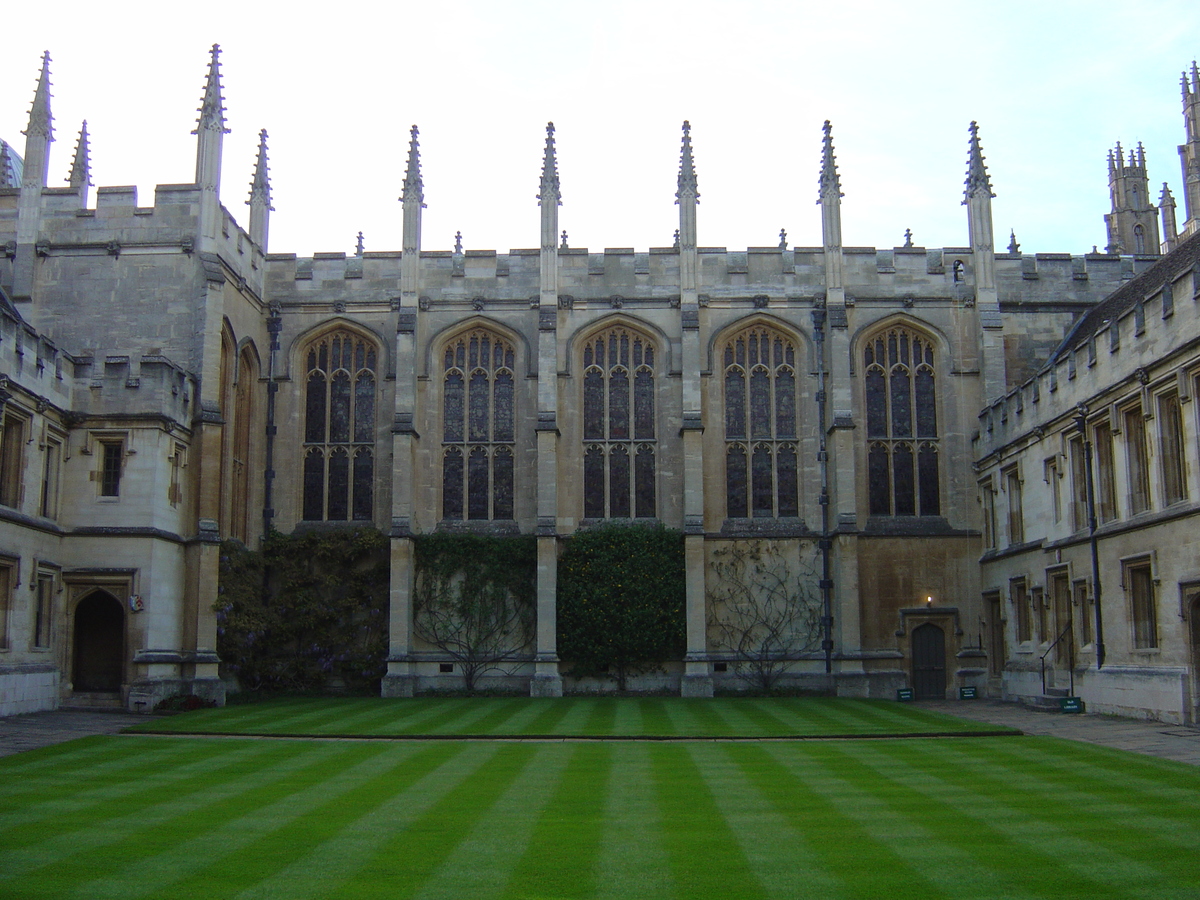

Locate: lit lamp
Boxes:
[926,595,933,606]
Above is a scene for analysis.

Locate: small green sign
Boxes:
[959,686,978,700]
[896,688,914,701]
[1060,696,1083,713]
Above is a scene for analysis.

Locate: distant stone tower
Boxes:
[1179,61,1200,238]
[1104,142,1160,255]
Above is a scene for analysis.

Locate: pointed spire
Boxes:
[401,124,424,205]
[194,44,229,135]
[1136,141,1146,168]
[1115,141,1126,169]
[1007,230,1020,254]
[1160,182,1176,207]
[963,121,994,201]
[24,51,54,141]
[68,121,91,188]
[817,120,842,201]
[247,128,272,207]
[0,142,15,189]
[538,122,561,206]
[1185,61,1199,98]
[1107,147,1116,174]
[675,120,699,203]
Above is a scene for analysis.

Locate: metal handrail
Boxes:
[1040,620,1075,697]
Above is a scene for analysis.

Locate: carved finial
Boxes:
[68,121,91,188]
[903,228,913,248]
[1184,62,1199,98]
[355,231,365,256]
[560,230,568,249]
[675,120,699,204]
[453,230,463,255]
[0,142,14,188]
[779,228,788,249]
[963,121,995,201]
[23,51,54,142]
[401,124,425,205]
[247,128,272,208]
[194,44,229,135]
[1007,229,1020,254]
[817,120,842,202]
[1159,182,1175,207]
[1115,140,1125,169]
[1107,147,1116,174]
[673,229,680,249]
[538,121,561,206]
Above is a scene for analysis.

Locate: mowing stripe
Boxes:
[594,745,673,900]
[499,743,612,899]
[676,698,736,736]
[332,742,539,899]
[736,742,951,900]
[649,743,767,898]
[518,698,576,735]
[456,697,530,734]
[581,698,619,735]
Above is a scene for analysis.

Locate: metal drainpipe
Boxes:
[813,309,834,677]
[261,309,282,539]
[1074,406,1105,670]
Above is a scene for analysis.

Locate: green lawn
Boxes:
[2,700,1198,899]
[125,696,1015,738]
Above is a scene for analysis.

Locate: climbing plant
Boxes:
[412,533,537,691]
[557,523,686,690]
[216,527,389,693]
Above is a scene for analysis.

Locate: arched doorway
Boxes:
[73,591,125,693]
[912,622,946,700]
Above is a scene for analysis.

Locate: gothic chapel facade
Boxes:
[3,48,1200,721]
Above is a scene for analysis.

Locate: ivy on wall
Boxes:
[216,528,389,693]
[557,523,686,690]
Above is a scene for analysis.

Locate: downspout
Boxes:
[261,305,282,539]
[1074,405,1105,670]
[813,308,834,676]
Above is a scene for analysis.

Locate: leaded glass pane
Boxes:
[469,372,489,443]
[915,369,936,438]
[584,370,604,441]
[918,444,939,516]
[354,373,375,443]
[775,369,795,438]
[303,449,324,520]
[727,445,748,518]
[494,448,514,519]
[584,447,605,518]
[328,448,349,520]
[891,369,911,438]
[634,369,654,440]
[444,372,464,442]
[494,373,514,442]
[752,446,773,517]
[725,369,746,439]
[750,368,771,439]
[610,446,630,518]
[468,448,489,519]
[443,450,463,520]
[893,443,915,516]
[868,444,890,516]
[353,450,373,520]
[635,446,655,518]
[777,445,798,517]
[305,373,326,443]
[609,369,629,439]
[330,372,351,443]
[866,369,886,437]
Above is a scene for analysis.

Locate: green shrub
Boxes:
[557,523,686,689]
[215,527,389,693]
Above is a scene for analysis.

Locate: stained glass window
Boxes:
[863,326,939,517]
[582,326,656,519]
[723,325,800,518]
[302,331,377,521]
[442,329,517,521]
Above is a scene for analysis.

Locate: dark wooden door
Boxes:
[912,622,946,700]
[73,591,124,692]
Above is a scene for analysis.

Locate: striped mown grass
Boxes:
[125,696,1015,739]
[1,729,1198,899]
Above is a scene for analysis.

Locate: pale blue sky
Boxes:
[3,0,1198,257]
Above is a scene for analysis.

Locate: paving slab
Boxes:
[0,708,145,758]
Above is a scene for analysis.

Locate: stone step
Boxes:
[61,692,124,711]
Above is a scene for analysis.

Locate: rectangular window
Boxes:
[99,440,124,497]
[0,413,26,508]
[33,573,53,649]
[1069,437,1088,531]
[1124,407,1150,515]
[1126,559,1157,649]
[41,435,63,518]
[1044,457,1061,524]
[168,443,187,507]
[1093,421,1118,522]
[980,479,996,550]
[0,562,11,650]
[1159,390,1187,506]
[1012,578,1030,644]
[1032,586,1046,644]
[1004,467,1023,545]
[985,591,1004,677]
[1075,580,1092,646]
[1050,571,1071,664]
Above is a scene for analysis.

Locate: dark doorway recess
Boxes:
[911,621,946,700]
[73,591,124,692]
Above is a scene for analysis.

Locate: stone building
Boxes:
[1,48,1198,719]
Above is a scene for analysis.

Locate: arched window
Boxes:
[1134,224,1145,254]
[442,329,516,521]
[582,326,656,519]
[864,326,939,517]
[302,330,376,521]
[723,325,799,518]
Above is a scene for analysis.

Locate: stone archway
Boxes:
[73,590,125,693]
[912,621,947,700]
